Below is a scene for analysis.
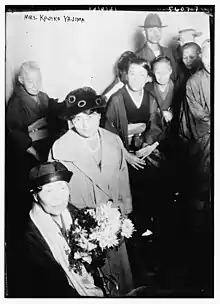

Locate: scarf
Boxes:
[30,203,103,297]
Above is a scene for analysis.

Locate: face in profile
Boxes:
[145,27,162,44]
[182,47,200,70]
[201,44,210,73]
[71,109,101,138]
[127,63,149,92]
[20,69,42,96]
[37,181,70,216]
[153,61,172,85]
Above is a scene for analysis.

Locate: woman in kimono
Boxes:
[104,57,170,236]
[6,61,67,247]
[102,51,137,101]
[48,87,134,296]
[15,161,103,297]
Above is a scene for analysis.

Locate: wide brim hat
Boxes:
[29,161,73,191]
[60,88,106,120]
[139,13,167,28]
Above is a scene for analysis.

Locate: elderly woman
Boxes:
[6,61,67,247]
[17,161,103,297]
[48,87,134,296]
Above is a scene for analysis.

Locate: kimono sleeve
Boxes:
[6,102,32,152]
[47,97,68,139]
[48,96,65,116]
[186,77,210,138]
[104,95,121,136]
[144,98,164,145]
[115,135,132,215]
[186,78,210,122]
[104,93,129,148]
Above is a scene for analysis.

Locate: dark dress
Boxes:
[123,87,150,124]
[6,84,66,163]
[6,204,80,298]
[104,86,166,234]
[5,84,67,247]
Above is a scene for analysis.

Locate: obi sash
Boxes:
[28,117,49,142]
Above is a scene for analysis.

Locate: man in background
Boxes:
[136,13,177,82]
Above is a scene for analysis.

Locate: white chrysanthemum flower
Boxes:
[74,251,81,259]
[74,227,82,233]
[85,208,96,218]
[87,241,97,251]
[98,231,119,249]
[82,255,92,264]
[121,219,135,238]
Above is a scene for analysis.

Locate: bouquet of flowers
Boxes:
[66,201,135,276]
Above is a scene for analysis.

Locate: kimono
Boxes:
[104,85,170,150]
[48,127,134,295]
[5,84,67,247]
[172,58,203,136]
[14,203,102,297]
[180,69,210,200]
[104,85,171,234]
[135,43,177,83]
[146,81,175,155]
[6,84,66,162]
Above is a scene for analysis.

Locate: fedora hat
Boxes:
[139,13,167,29]
[60,87,106,120]
[29,161,73,191]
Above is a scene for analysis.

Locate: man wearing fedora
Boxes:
[136,13,177,82]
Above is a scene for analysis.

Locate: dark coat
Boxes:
[135,43,177,83]
[14,204,80,298]
[180,69,210,199]
[6,84,67,158]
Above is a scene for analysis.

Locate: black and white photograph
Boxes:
[4,4,214,299]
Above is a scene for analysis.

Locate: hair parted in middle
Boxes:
[127,56,153,76]
[116,51,137,76]
[151,55,172,70]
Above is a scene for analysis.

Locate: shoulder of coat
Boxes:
[52,130,73,151]
[187,69,203,88]
[100,127,122,145]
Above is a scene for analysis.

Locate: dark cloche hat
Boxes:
[29,161,73,191]
[60,87,106,120]
[139,13,167,29]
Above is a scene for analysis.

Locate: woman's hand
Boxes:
[126,151,146,170]
[135,142,159,160]
[163,110,173,123]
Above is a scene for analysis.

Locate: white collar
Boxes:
[125,85,144,109]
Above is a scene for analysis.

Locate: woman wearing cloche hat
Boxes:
[48,86,134,295]
[18,161,103,297]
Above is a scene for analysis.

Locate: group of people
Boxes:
[5,13,211,297]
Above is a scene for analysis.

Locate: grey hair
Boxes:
[18,61,40,79]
